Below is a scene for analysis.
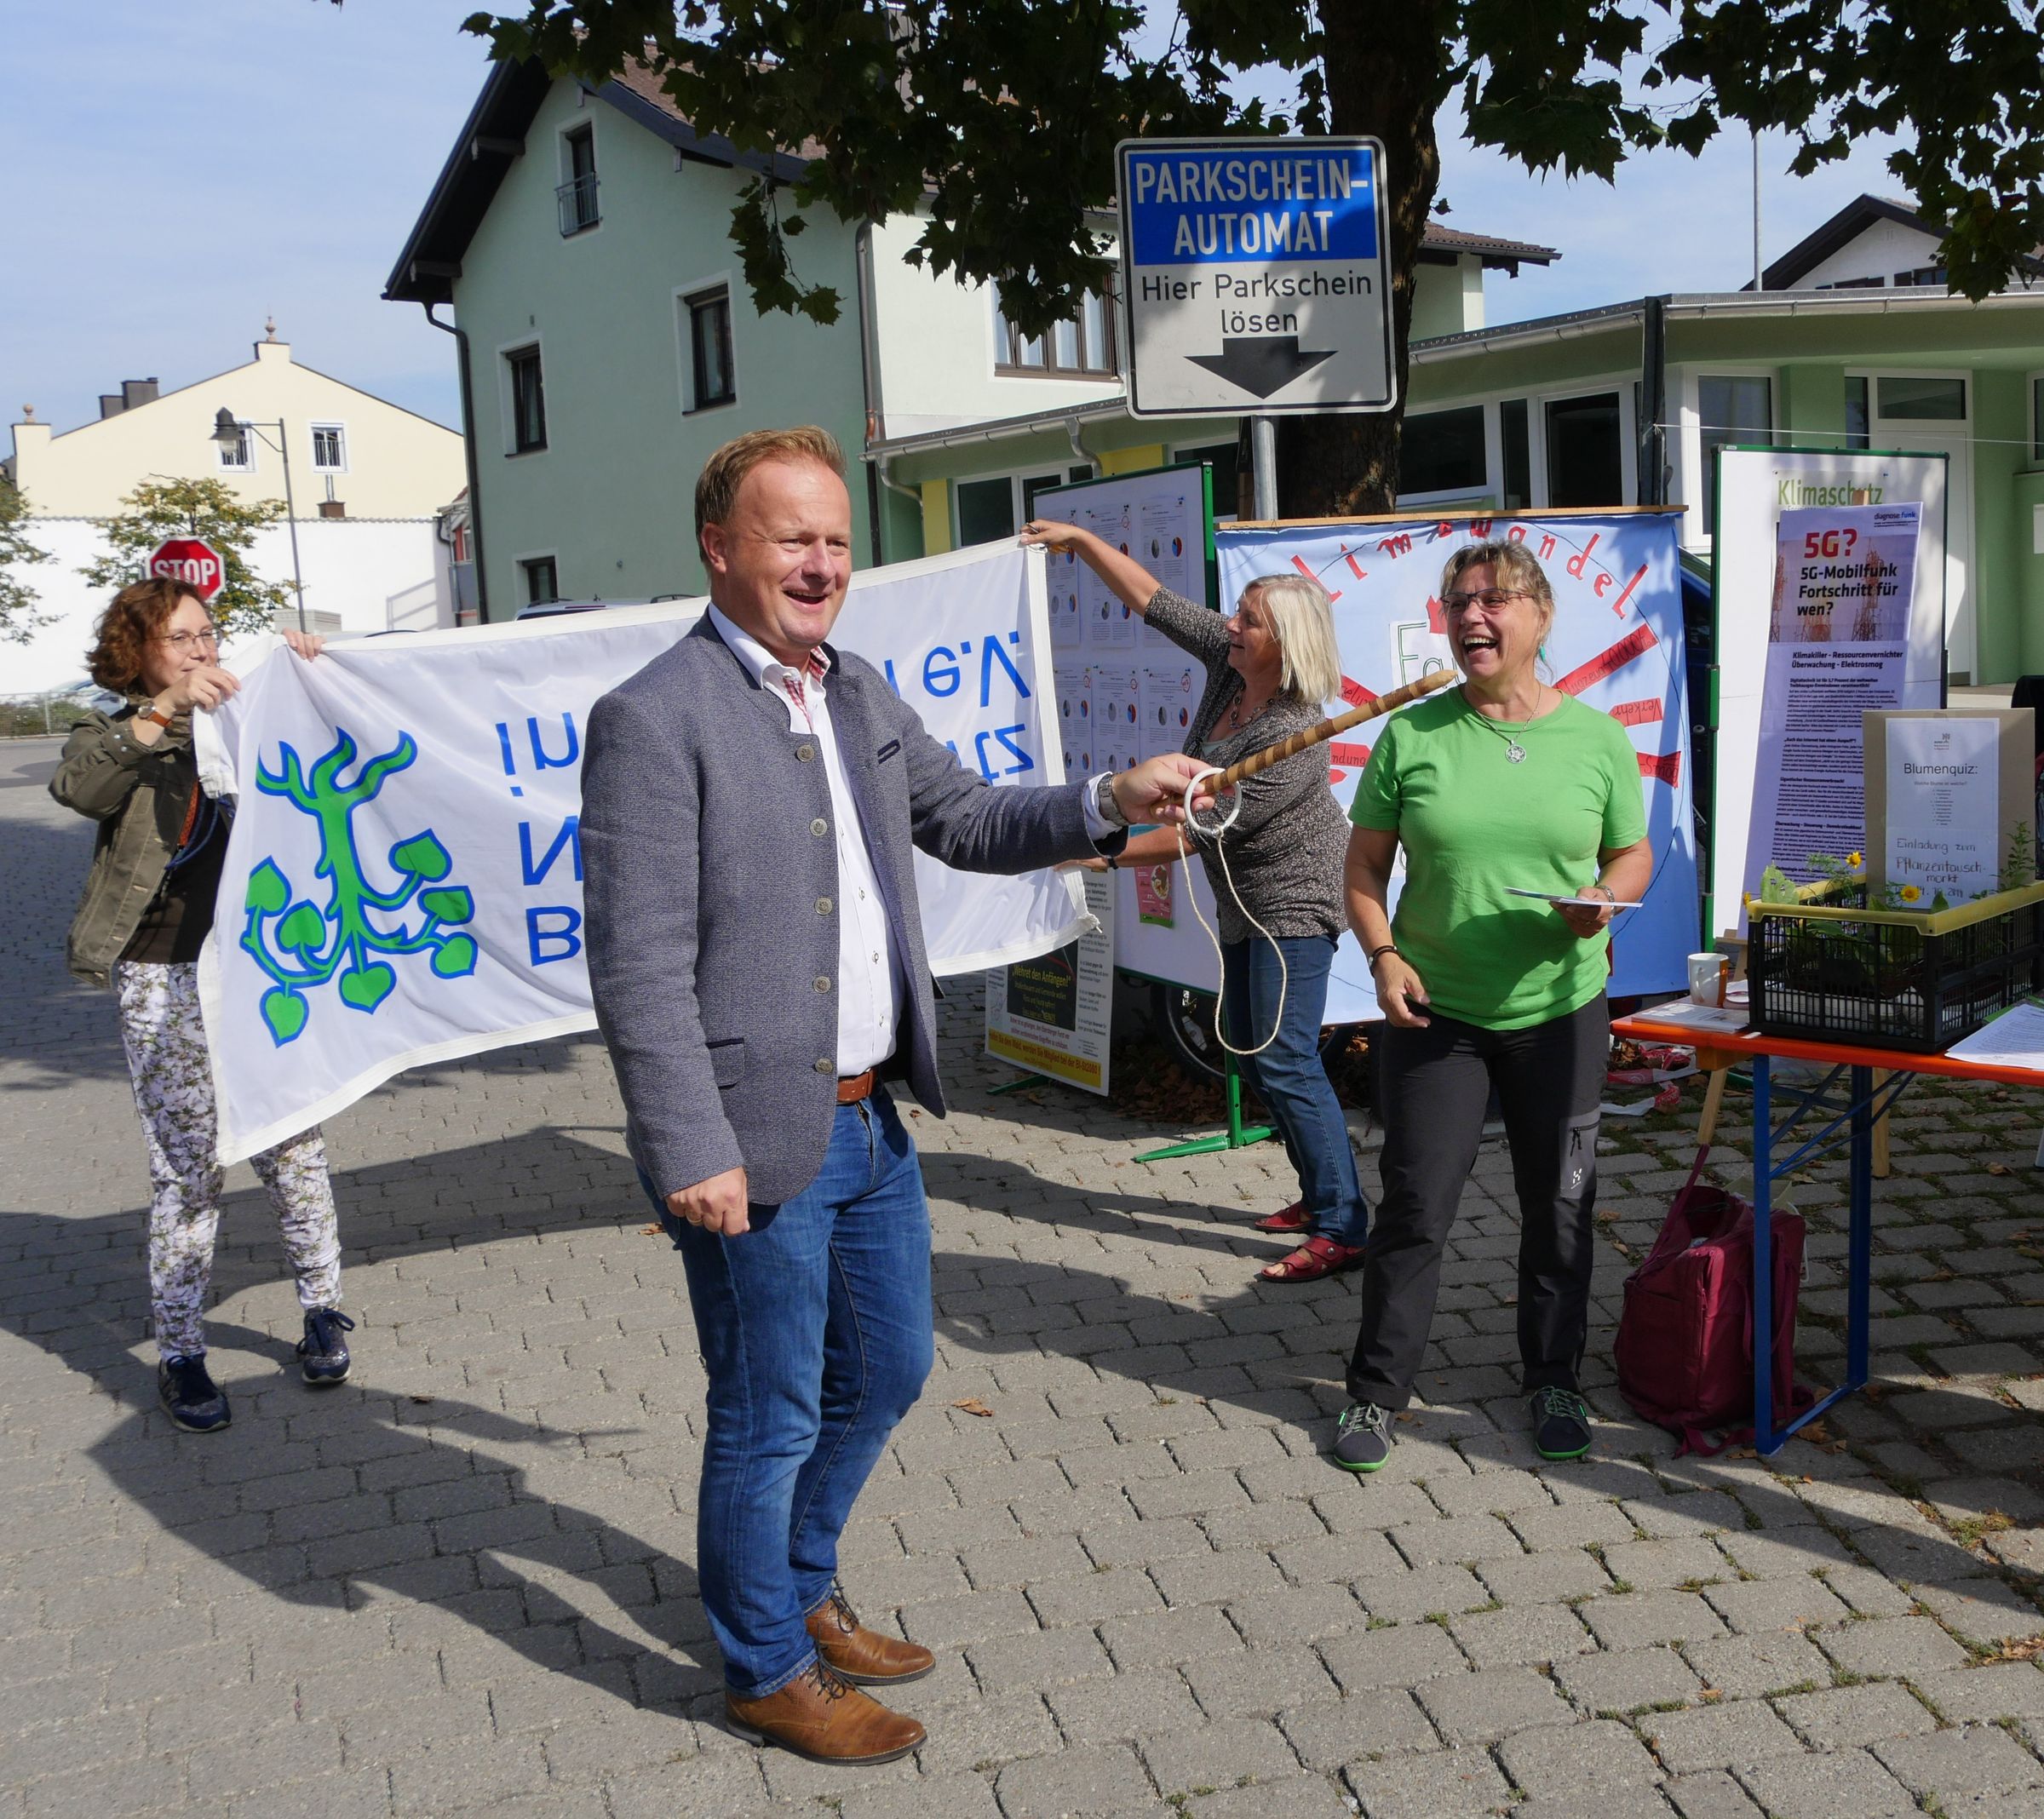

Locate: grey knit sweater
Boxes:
[1144,585,1349,944]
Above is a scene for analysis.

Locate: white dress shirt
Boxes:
[708,605,905,1075]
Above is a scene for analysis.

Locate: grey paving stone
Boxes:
[1446,1604,1596,1669]
[1186,1776,1351,1819]
[1639,1699,1808,1774]
[1387,1513,1524,1568]
[1918,1663,2044,1723]
[1702,1575,1854,1635]
[1818,1564,1918,1619]
[1602,1537,1731,1592]
[1734,1746,1920,1819]
[1135,1718,1300,1795]
[1876,1724,2044,1799]
[1343,1746,1513,1818]
[839,1772,1005,1819]
[1552,1643,1705,1714]
[993,1742,1167,1819]
[1915,1578,2044,1647]
[964,1624,1116,1694]
[1662,1768,1767,1819]
[1497,1715,1663,1795]
[1817,1614,1973,1679]
[1352,1564,1490,1624]
[1415,1666,1571,1742]
[1582,1591,1728,1650]
[1476,1548,1611,1608]
[1772,1678,1940,1747]
[1221,1586,1361,1650]
[1279,1689,1439,1771]
[1046,1670,1206,1746]
[1318,1621,1467,1692]
[1182,1643,1342,1719]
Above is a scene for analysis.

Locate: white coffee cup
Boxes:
[1687,951,1725,1006]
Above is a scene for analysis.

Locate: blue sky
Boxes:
[3,3,1916,440]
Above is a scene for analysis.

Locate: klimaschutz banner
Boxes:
[1203,508,1697,1025]
[195,542,1082,1165]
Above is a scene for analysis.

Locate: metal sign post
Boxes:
[1116,135,1397,426]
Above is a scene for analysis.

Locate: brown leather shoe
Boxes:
[725,1660,924,1765]
[806,1587,936,1684]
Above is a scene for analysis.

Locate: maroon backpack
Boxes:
[1614,1147,1814,1456]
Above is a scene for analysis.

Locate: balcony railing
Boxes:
[556,173,600,236]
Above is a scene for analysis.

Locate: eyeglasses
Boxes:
[158,630,221,653]
[1440,588,1533,611]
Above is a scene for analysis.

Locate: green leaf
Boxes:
[245,858,290,916]
[338,961,396,1013]
[260,987,307,1045]
[432,934,479,978]
[420,886,474,925]
[278,901,326,955]
[391,832,452,882]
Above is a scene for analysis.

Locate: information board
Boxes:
[985,870,1117,1093]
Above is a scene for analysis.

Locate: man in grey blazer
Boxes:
[581,427,1210,1767]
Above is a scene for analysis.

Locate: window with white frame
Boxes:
[506,345,547,453]
[953,467,1093,547]
[684,287,736,410]
[520,555,560,605]
[1696,375,1771,526]
[1399,405,1488,497]
[558,124,600,235]
[1544,392,1624,508]
[215,421,254,473]
[994,282,1117,376]
[310,423,347,473]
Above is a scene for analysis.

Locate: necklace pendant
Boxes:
[1506,741,1526,763]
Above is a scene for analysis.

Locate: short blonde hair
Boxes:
[1240,573,1342,708]
[694,426,846,551]
[1438,538,1555,640]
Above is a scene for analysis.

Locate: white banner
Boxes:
[196,543,1083,1164]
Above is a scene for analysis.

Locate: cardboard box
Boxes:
[1864,708,2036,901]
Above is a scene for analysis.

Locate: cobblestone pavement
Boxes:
[8,728,2044,1818]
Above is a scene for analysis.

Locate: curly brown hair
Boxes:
[88,577,206,694]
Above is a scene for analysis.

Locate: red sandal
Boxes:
[1258,1235,1366,1284]
[1254,1201,1309,1234]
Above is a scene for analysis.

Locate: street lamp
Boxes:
[211,406,308,633]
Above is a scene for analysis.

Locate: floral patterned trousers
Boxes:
[114,961,342,1360]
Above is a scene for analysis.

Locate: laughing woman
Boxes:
[1332,539,1652,1472]
[1019,517,1369,1285]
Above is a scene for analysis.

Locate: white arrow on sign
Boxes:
[1115,135,1397,420]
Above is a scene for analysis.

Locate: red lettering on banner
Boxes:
[1537,535,1558,560]
[1553,623,1659,696]
[1638,749,1682,786]
[1469,518,1493,539]
[1338,676,1377,708]
[1608,698,1664,727]
[1292,554,1338,602]
[1424,593,1448,634]
[1610,563,1647,618]
[1593,572,1612,598]
[1343,546,1367,579]
[1507,525,1528,543]
[1565,532,1600,580]
[1376,532,1413,559]
[1329,741,1370,768]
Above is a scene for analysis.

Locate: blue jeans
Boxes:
[1221,935,1369,1247]
[640,1089,933,1697]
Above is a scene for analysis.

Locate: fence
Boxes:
[0,694,96,739]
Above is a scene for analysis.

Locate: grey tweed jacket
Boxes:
[581,615,1116,1206]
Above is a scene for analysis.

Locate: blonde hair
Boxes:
[1438,538,1555,642]
[1240,573,1342,707]
[694,426,846,551]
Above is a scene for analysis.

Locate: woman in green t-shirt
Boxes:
[1331,540,1652,1475]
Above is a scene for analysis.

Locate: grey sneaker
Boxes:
[1530,1386,1593,1460]
[1332,1401,1394,1472]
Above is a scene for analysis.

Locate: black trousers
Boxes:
[1345,995,1608,1411]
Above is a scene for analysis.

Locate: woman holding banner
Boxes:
[1019,519,1369,1283]
[1334,540,1652,1472]
[50,578,350,1435]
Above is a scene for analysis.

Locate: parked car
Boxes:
[514,600,612,622]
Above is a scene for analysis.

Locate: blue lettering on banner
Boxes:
[528,713,579,770]
[1124,146,1376,266]
[526,905,583,966]
[922,647,962,697]
[979,632,1030,708]
[520,816,582,886]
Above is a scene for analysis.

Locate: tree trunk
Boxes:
[1273,0,1455,519]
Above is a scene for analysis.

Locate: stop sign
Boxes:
[146,537,226,601]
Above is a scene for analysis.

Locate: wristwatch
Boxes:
[137,701,175,730]
[1093,772,1131,829]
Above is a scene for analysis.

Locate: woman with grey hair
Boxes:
[1019,519,1367,1284]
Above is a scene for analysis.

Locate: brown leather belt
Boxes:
[835,1069,877,1105]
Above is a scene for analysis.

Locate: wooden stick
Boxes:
[1212,668,1461,788]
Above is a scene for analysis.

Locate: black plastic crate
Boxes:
[1749,881,2044,1053]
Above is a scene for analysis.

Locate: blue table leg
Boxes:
[1752,1054,1775,1454]
[1847,1064,1873,1390]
